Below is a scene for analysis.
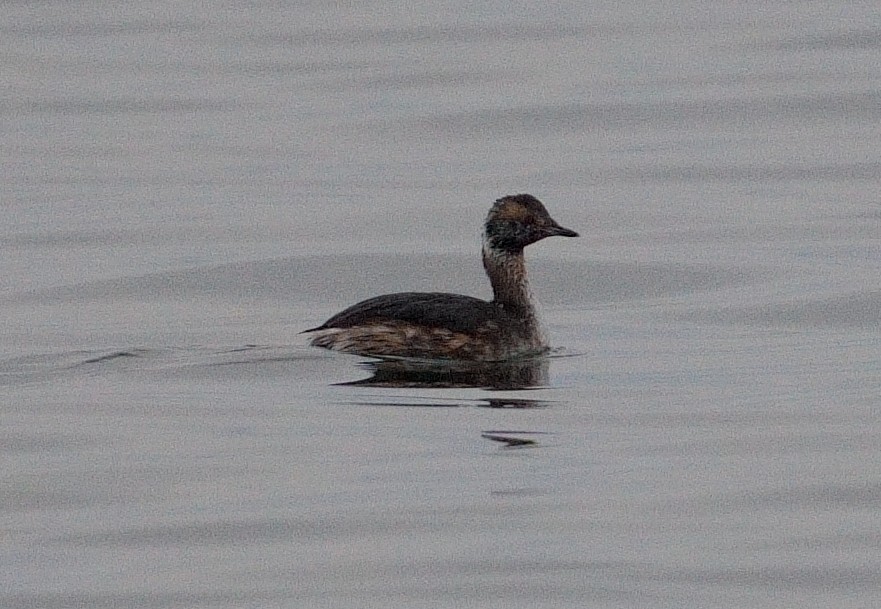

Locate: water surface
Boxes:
[3,2,881,608]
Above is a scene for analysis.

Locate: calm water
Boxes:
[3,3,881,608]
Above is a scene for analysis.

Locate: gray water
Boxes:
[3,3,881,608]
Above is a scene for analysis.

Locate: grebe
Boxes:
[303,194,578,361]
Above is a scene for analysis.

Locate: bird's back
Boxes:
[304,292,504,335]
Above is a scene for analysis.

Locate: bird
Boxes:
[303,194,578,361]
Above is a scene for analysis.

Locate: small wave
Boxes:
[79,350,146,365]
[0,345,313,385]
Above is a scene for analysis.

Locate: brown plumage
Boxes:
[303,194,578,361]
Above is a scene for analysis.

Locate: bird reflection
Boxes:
[337,355,549,390]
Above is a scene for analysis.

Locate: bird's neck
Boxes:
[482,243,535,315]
